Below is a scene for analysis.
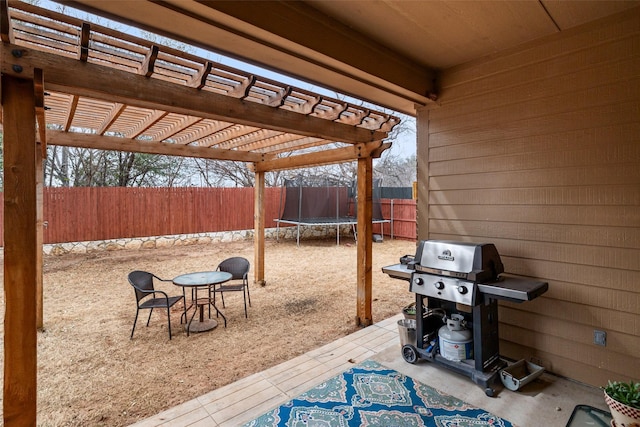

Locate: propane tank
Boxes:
[438,314,473,361]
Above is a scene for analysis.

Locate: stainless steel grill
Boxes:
[383,240,548,396]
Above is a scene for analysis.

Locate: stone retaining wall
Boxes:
[42,224,356,255]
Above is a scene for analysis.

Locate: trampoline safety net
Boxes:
[278,176,385,224]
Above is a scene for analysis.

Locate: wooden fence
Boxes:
[0,187,416,245]
[378,199,417,241]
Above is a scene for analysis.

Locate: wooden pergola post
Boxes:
[2,73,40,426]
[254,170,266,286]
[355,156,373,326]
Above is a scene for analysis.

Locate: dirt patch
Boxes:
[0,237,415,426]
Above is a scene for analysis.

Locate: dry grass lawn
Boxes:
[0,236,416,426]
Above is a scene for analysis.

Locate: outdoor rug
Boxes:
[242,360,513,427]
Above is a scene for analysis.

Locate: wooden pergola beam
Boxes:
[33,67,46,151]
[0,44,387,145]
[46,130,270,163]
[2,73,39,426]
[253,141,387,172]
[356,155,373,326]
[254,171,266,287]
[0,0,13,44]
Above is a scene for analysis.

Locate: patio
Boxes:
[131,314,609,427]
[2,2,637,426]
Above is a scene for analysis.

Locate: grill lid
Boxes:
[414,240,504,283]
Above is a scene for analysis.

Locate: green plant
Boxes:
[604,381,640,410]
[403,303,416,315]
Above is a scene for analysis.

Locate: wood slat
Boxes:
[1,0,14,43]
[3,1,399,170]
[429,219,640,249]
[257,136,329,155]
[500,296,639,337]
[429,162,640,190]
[46,130,267,162]
[428,185,640,207]
[429,99,639,149]
[429,125,639,175]
[432,74,640,136]
[429,204,639,228]
[433,50,640,125]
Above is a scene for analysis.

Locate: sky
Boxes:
[40,0,417,158]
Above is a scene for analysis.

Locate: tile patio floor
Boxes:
[130,314,608,427]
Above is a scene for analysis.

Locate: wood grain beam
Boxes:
[252,141,383,172]
[155,115,204,141]
[314,101,347,121]
[78,22,90,61]
[1,0,13,43]
[97,102,125,135]
[2,74,38,426]
[356,155,373,326]
[187,60,212,89]
[229,74,256,99]
[46,129,269,162]
[64,94,79,131]
[34,68,46,152]
[125,109,168,139]
[265,85,291,107]
[232,131,297,151]
[139,44,159,77]
[172,121,238,146]
[219,128,282,150]
[1,44,387,144]
[192,124,258,147]
[291,95,321,115]
[257,136,327,156]
[254,171,266,286]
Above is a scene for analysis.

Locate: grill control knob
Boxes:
[414,277,424,286]
[458,285,468,294]
[435,281,445,290]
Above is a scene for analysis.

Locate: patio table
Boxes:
[173,271,231,334]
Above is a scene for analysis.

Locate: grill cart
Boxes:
[383,240,548,397]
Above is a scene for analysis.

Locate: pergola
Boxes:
[0,2,400,424]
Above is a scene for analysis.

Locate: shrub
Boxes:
[604,381,640,410]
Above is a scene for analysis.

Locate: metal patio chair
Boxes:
[128,270,185,340]
[211,257,251,318]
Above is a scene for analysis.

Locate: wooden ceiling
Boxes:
[61,0,640,115]
[0,1,400,171]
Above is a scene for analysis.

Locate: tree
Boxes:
[374,153,416,187]
[44,146,190,187]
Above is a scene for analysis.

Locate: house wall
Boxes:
[416,9,640,387]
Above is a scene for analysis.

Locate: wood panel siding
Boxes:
[417,9,640,386]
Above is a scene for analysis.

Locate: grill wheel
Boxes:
[402,344,418,364]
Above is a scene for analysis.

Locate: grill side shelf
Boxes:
[382,263,413,281]
[478,275,548,302]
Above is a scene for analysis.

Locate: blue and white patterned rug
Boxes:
[243,360,513,427]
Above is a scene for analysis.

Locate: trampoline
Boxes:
[275,176,390,245]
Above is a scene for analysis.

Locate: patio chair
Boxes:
[212,257,251,318]
[128,270,185,340]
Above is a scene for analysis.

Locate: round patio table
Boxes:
[173,271,232,334]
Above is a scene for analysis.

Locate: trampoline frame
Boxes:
[274,217,390,246]
[275,177,389,246]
